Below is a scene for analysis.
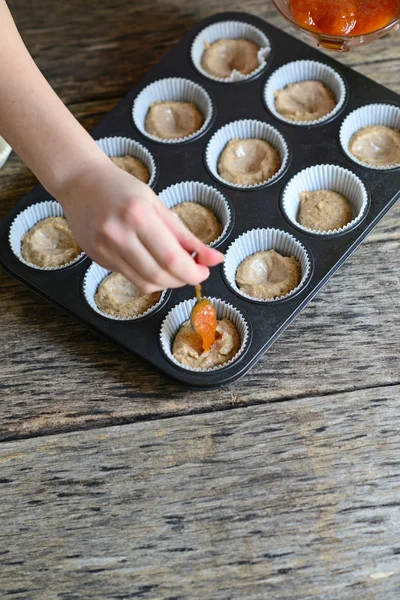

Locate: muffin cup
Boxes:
[264,60,346,126]
[282,164,369,236]
[83,262,168,321]
[205,119,289,189]
[96,136,157,187]
[9,201,85,270]
[0,137,12,169]
[339,103,400,170]
[159,181,232,247]
[132,77,213,144]
[223,228,311,302]
[191,20,271,83]
[159,297,250,372]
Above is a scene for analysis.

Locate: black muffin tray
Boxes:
[1,11,399,389]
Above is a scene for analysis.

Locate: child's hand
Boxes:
[59,157,224,293]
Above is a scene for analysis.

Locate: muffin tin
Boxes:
[0,11,399,389]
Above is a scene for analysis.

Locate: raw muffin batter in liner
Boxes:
[191,20,271,82]
[132,77,213,143]
[201,38,260,79]
[297,190,353,232]
[160,298,249,372]
[171,202,222,245]
[9,200,85,270]
[264,60,346,126]
[282,164,369,235]
[349,125,400,167]
[145,101,204,140]
[223,228,310,302]
[21,217,81,268]
[110,155,150,183]
[218,137,281,186]
[95,272,162,319]
[274,81,336,123]
[340,104,400,169]
[206,119,288,189]
[236,250,301,300]
[83,262,167,321]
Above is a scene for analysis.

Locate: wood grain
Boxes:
[1,386,400,599]
[1,239,398,441]
[8,0,400,105]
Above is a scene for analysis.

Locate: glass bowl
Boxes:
[272,0,400,51]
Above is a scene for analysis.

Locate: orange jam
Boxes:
[290,0,399,36]
[191,285,217,352]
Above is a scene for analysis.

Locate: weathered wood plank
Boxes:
[1,239,398,441]
[8,0,400,105]
[1,385,399,599]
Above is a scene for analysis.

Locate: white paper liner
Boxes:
[9,200,85,271]
[0,137,12,169]
[158,181,231,247]
[191,20,271,83]
[205,119,289,189]
[339,103,400,170]
[96,136,156,187]
[223,228,311,303]
[159,297,250,372]
[132,77,213,144]
[83,262,168,321]
[282,164,369,236]
[264,60,346,126]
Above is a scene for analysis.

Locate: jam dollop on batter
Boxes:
[290,0,399,36]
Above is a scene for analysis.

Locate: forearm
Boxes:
[0,0,107,199]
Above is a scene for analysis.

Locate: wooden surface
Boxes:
[1,1,399,598]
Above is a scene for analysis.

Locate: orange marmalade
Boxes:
[191,285,217,352]
[290,0,399,36]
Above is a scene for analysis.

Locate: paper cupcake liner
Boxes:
[83,262,168,321]
[159,181,232,247]
[96,136,157,187]
[9,201,85,271]
[205,119,289,189]
[223,228,311,303]
[0,137,12,169]
[264,60,346,126]
[191,20,271,83]
[159,297,250,372]
[282,164,369,236]
[132,77,213,144]
[339,104,400,170]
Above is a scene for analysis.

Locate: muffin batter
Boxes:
[348,125,400,167]
[236,249,301,300]
[110,155,150,183]
[95,272,162,318]
[172,318,241,369]
[218,138,281,186]
[201,38,260,79]
[298,190,353,232]
[21,216,81,268]
[274,81,336,122]
[145,101,204,139]
[171,202,222,245]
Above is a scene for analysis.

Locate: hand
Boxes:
[59,156,224,293]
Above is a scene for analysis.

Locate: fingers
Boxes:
[157,201,225,267]
[118,233,189,291]
[123,202,211,286]
[99,208,209,290]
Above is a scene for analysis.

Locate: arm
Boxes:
[0,1,223,292]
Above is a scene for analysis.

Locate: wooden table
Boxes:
[1,1,399,598]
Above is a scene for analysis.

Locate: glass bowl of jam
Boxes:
[272,0,400,51]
